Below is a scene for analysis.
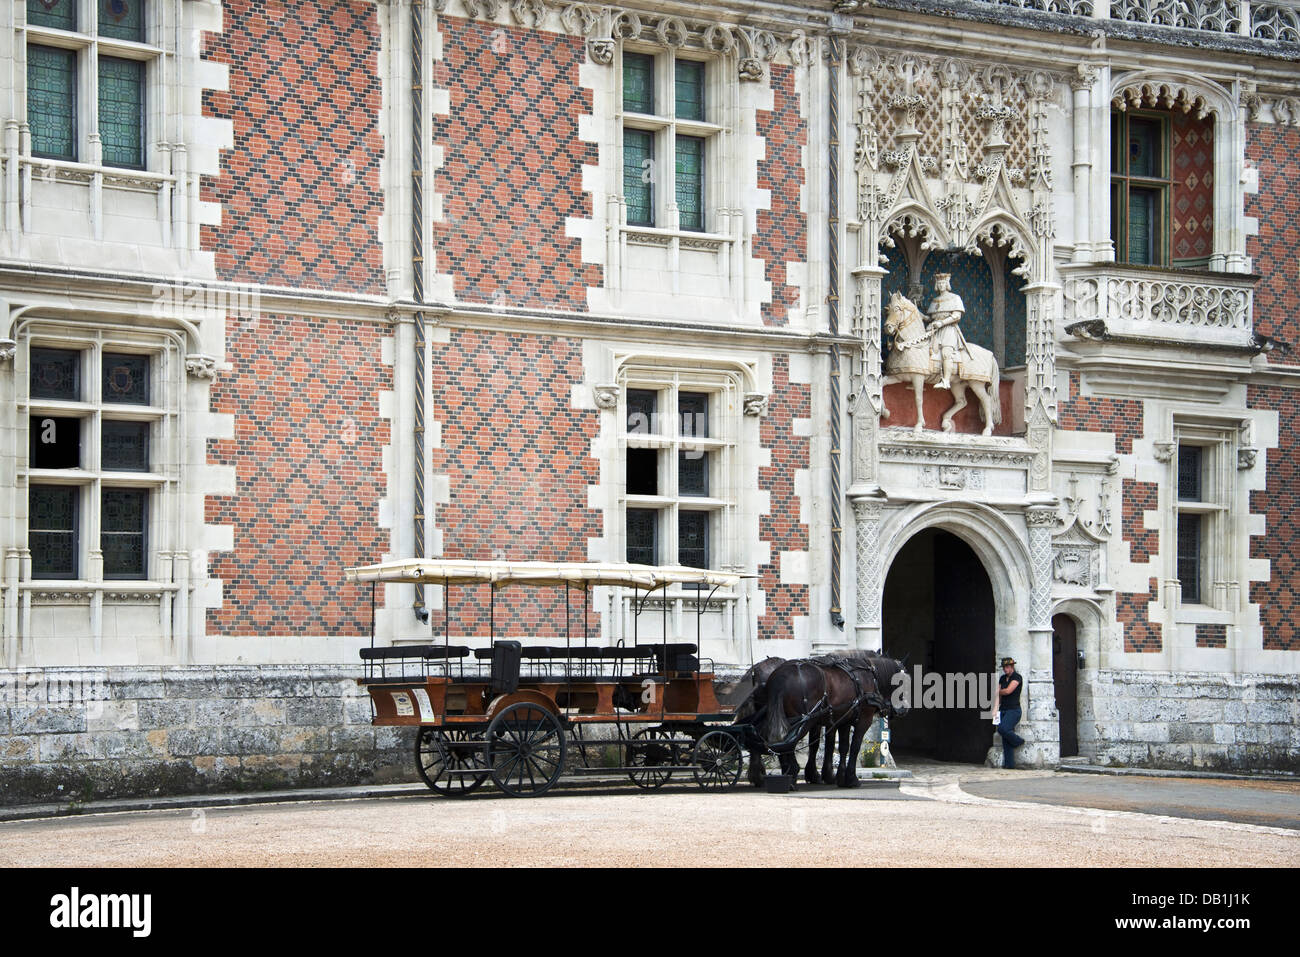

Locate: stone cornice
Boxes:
[0,262,861,353]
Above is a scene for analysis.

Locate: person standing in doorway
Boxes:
[997,657,1025,769]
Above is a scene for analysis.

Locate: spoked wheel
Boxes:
[415,727,490,797]
[486,703,567,798]
[692,729,744,791]
[627,727,680,791]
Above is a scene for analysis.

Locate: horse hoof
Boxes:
[844,775,861,789]
[912,424,924,435]
[942,420,954,433]
[806,772,820,785]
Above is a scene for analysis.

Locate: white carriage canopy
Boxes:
[344,559,752,591]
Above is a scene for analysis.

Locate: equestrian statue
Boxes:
[881,272,1003,436]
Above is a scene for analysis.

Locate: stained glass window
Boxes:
[1177,512,1202,604]
[678,511,708,569]
[678,392,707,438]
[678,451,708,497]
[98,56,145,169]
[31,347,81,400]
[1178,445,1203,501]
[675,136,704,231]
[626,508,658,565]
[102,420,150,471]
[99,0,145,43]
[30,485,78,579]
[28,45,77,161]
[102,488,147,579]
[677,392,708,497]
[674,60,704,121]
[623,129,654,226]
[626,389,657,434]
[27,0,77,32]
[102,353,150,404]
[30,416,82,470]
[623,53,654,114]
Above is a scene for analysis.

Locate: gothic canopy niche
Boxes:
[850,47,1062,283]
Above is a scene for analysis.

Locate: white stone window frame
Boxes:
[19,0,166,171]
[11,0,199,248]
[1105,72,1248,273]
[1165,416,1241,622]
[616,42,730,242]
[14,318,184,611]
[615,362,742,592]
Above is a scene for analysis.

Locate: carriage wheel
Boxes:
[627,727,679,791]
[415,727,490,797]
[692,729,743,791]
[486,703,567,798]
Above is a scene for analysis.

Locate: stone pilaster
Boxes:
[1024,504,1061,766]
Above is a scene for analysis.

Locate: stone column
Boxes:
[850,496,885,652]
[1070,66,1097,263]
[1025,505,1060,766]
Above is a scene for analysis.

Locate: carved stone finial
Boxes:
[185,353,218,381]
[592,384,619,410]
[743,393,769,417]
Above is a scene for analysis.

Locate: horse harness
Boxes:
[820,655,889,730]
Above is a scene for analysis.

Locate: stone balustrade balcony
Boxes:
[1060,263,1257,350]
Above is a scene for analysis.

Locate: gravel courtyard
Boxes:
[2,763,1296,867]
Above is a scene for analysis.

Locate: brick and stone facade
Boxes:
[1,0,1299,803]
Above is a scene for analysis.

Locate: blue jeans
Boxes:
[998,708,1024,768]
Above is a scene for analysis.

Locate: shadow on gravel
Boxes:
[962,775,1300,829]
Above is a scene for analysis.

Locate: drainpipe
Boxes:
[411,0,429,623]
[827,35,844,630]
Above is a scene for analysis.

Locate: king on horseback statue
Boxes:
[882,272,1003,436]
[925,272,971,392]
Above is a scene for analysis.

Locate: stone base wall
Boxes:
[0,666,413,806]
[1079,670,1300,773]
[5,665,1299,805]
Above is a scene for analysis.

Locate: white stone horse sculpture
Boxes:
[882,291,1002,436]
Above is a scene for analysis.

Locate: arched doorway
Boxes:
[1052,614,1079,757]
[882,528,996,763]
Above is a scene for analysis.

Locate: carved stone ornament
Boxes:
[185,353,218,380]
[1238,447,1258,470]
[592,384,619,409]
[1024,508,1060,529]
[743,393,769,417]
[738,57,764,82]
[0,337,15,363]
[1153,441,1175,463]
[587,38,614,65]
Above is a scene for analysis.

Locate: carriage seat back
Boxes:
[490,640,522,694]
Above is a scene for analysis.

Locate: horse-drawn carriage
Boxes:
[345,559,759,797]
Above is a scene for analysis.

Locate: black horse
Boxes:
[747,652,909,788]
[810,652,909,786]
[722,656,787,785]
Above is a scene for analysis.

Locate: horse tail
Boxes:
[991,355,1002,426]
[762,687,791,747]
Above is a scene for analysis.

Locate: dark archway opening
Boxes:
[883,528,996,764]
